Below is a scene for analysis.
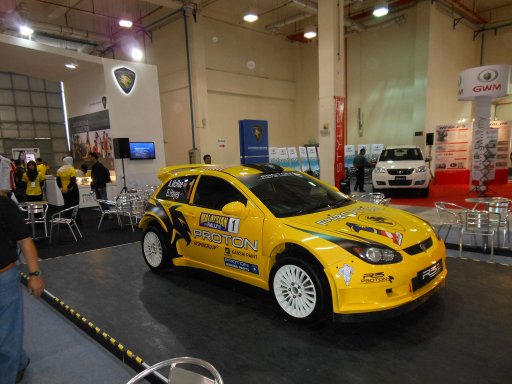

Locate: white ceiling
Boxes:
[1,0,512,82]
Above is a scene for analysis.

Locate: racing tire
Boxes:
[142,226,172,271]
[270,256,331,323]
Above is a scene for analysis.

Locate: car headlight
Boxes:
[374,166,387,173]
[415,165,427,173]
[340,241,402,264]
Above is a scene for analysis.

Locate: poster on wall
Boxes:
[239,119,269,164]
[12,148,40,164]
[434,124,471,171]
[287,147,301,171]
[490,121,511,170]
[68,110,114,171]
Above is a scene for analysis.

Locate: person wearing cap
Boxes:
[0,186,45,383]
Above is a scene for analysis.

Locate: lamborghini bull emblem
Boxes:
[114,67,136,94]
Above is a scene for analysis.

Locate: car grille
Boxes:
[403,237,433,255]
[389,180,413,186]
[388,168,414,175]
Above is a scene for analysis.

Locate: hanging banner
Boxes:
[334,96,346,188]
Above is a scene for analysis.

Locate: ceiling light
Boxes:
[65,63,78,69]
[373,1,389,17]
[119,19,133,28]
[131,48,143,61]
[243,8,258,23]
[304,25,317,39]
[19,25,34,36]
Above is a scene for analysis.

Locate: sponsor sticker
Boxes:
[224,258,259,274]
[360,272,394,284]
[337,263,354,286]
[346,222,403,245]
[200,212,240,234]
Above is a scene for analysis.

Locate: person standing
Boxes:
[56,156,81,224]
[0,190,45,384]
[353,148,368,193]
[90,152,110,200]
[22,161,45,202]
[13,160,26,202]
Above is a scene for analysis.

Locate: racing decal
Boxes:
[224,247,257,260]
[164,179,188,201]
[361,272,394,284]
[199,212,240,234]
[315,206,379,226]
[224,258,259,274]
[338,263,354,286]
[193,241,219,250]
[346,222,403,246]
[259,173,296,180]
[193,229,258,251]
[284,224,373,245]
[358,214,405,231]
[149,202,192,246]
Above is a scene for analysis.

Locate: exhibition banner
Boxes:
[334,96,346,187]
[287,147,301,171]
[269,147,279,164]
[435,124,471,171]
[239,119,269,164]
[344,145,355,169]
[306,146,320,178]
[298,146,309,171]
[278,147,291,167]
[371,144,384,162]
[490,121,511,170]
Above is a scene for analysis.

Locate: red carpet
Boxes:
[389,181,512,208]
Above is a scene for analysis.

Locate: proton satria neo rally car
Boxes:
[139,163,446,323]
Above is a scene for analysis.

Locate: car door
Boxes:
[183,174,266,285]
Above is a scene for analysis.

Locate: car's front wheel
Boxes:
[270,256,331,323]
[142,226,172,271]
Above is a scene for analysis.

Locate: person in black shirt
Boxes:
[0,191,45,383]
[90,152,111,200]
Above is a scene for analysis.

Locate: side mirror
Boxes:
[222,201,247,217]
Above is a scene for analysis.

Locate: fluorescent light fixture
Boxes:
[243,8,258,23]
[304,25,317,39]
[119,19,133,28]
[373,1,389,17]
[19,25,34,36]
[131,48,143,61]
[65,63,78,69]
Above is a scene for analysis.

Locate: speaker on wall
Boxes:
[113,138,130,159]
[426,133,434,146]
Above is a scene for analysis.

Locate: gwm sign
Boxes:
[458,64,511,101]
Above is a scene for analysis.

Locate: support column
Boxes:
[318,0,344,186]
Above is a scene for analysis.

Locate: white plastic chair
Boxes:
[48,205,83,243]
[487,200,511,247]
[125,357,224,384]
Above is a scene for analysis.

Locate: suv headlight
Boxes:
[340,241,402,264]
[374,166,387,173]
[415,165,427,173]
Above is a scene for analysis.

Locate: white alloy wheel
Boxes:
[273,264,317,319]
[143,230,163,268]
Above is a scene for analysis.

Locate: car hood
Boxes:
[375,160,425,169]
[282,202,433,249]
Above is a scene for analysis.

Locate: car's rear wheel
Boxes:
[270,256,331,323]
[142,226,172,271]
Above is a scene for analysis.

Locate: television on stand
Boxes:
[129,142,156,160]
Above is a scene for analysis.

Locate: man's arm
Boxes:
[19,237,45,297]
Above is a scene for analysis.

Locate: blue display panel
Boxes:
[129,142,155,160]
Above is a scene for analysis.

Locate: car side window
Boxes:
[156,176,197,203]
[193,175,247,210]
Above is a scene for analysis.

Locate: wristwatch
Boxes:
[29,270,42,277]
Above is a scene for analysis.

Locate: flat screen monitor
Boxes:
[129,142,156,160]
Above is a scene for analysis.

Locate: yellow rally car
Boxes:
[139,163,447,323]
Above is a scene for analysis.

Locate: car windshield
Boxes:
[239,172,351,218]
[379,148,423,161]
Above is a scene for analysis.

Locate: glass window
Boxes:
[0,73,12,88]
[47,94,62,108]
[156,176,198,203]
[31,92,47,107]
[16,106,32,121]
[0,90,14,105]
[33,108,49,122]
[14,91,31,105]
[19,123,35,137]
[12,75,29,90]
[193,175,247,210]
[29,78,45,92]
[48,108,64,123]
[35,123,50,137]
[0,106,16,121]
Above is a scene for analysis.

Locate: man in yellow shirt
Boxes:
[36,158,47,176]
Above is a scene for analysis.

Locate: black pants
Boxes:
[355,167,365,192]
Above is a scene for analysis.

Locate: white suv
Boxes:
[372,145,431,197]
